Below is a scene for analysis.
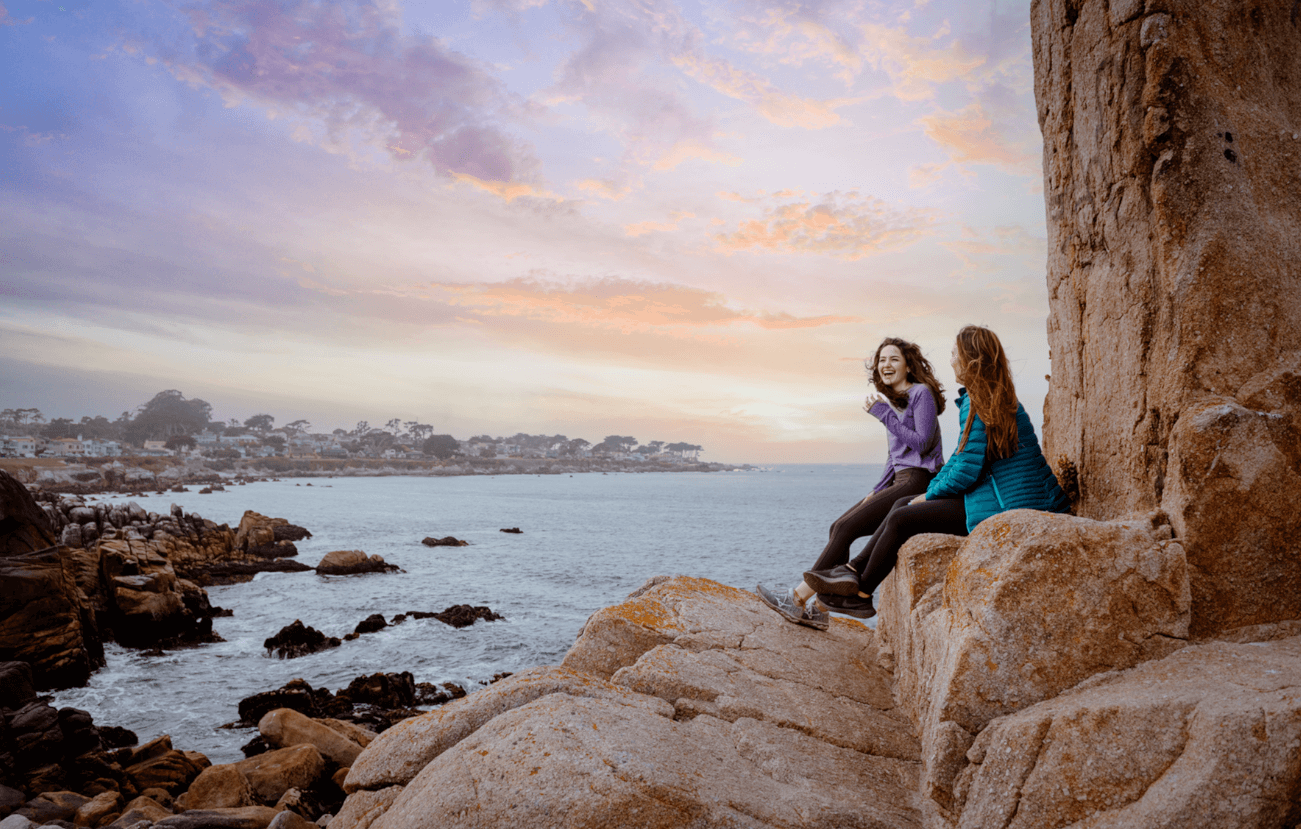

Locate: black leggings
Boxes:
[848,496,968,594]
[807,468,935,573]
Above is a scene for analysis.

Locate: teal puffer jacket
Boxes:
[925,389,1070,532]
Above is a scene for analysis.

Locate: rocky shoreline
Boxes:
[1,456,752,496]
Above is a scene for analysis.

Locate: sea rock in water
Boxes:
[1034,0,1301,636]
[418,536,467,547]
[315,551,399,576]
[263,621,341,660]
[351,615,387,636]
[234,511,310,560]
[497,528,521,534]
[405,606,502,629]
[338,673,415,710]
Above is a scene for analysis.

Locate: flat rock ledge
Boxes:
[331,511,1301,829]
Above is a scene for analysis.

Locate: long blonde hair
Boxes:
[953,326,1018,461]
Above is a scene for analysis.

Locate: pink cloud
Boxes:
[158,0,535,183]
[919,101,1038,175]
[714,192,935,259]
[426,276,860,332]
[0,2,33,26]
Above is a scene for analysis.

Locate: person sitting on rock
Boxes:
[803,325,1071,619]
[758,336,946,629]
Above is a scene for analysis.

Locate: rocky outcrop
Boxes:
[419,536,467,547]
[233,512,311,561]
[338,578,922,829]
[263,622,340,660]
[332,541,1301,829]
[314,551,399,576]
[1033,0,1301,636]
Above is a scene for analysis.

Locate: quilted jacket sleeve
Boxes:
[925,395,987,499]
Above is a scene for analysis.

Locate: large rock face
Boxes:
[340,578,923,829]
[1033,0,1301,635]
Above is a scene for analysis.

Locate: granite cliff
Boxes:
[1034,0,1301,635]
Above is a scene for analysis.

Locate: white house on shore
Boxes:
[0,436,37,457]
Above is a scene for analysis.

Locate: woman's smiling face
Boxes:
[877,345,909,392]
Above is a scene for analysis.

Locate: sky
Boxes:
[0,0,1049,464]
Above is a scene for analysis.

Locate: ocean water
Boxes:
[50,463,884,764]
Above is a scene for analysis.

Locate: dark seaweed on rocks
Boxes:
[406,605,504,628]
[263,620,341,660]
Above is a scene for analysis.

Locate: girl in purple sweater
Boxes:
[758,337,946,629]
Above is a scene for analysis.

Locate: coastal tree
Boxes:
[42,418,77,438]
[244,414,275,432]
[563,438,590,456]
[125,391,212,444]
[598,435,637,454]
[286,419,311,434]
[644,440,665,455]
[262,435,286,451]
[421,434,460,459]
[164,435,197,451]
[78,415,121,440]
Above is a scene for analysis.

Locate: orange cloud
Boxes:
[426,277,860,333]
[919,103,1038,175]
[623,211,695,237]
[714,192,935,259]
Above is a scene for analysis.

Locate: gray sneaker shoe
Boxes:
[802,563,860,596]
[757,584,829,630]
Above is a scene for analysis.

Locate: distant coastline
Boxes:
[0,455,756,494]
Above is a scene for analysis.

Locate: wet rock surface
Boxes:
[262,622,340,660]
[313,551,399,576]
[418,536,467,547]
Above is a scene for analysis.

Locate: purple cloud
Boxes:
[162,0,535,182]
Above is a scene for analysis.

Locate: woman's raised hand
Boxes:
[863,393,884,413]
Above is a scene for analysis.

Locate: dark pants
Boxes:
[849,496,968,594]
[807,468,935,573]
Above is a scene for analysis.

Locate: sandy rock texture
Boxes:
[875,511,1190,821]
[957,634,1301,829]
[340,577,922,829]
[1032,0,1301,635]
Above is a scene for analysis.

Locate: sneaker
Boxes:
[756,584,829,630]
[802,563,860,596]
[814,592,876,619]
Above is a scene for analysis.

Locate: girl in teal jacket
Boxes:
[804,325,1070,619]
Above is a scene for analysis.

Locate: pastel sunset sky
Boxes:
[1,0,1047,464]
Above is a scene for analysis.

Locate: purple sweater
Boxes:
[867,383,944,494]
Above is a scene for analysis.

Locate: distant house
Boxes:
[142,440,169,452]
[82,438,121,457]
[45,438,85,457]
[1,436,37,457]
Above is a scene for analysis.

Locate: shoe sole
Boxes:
[801,570,860,596]
[756,585,804,626]
[814,596,876,619]
[758,585,829,630]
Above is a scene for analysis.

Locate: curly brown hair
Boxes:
[953,325,1019,461]
[866,337,946,416]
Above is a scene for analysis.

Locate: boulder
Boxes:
[369,694,920,829]
[350,615,386,636]
[234,745,325,805]
[344,666,674,792]
[0,471,57,556]
[234,512,309,560]
[267,808,318,829]
[108,794,172,826]
[418,537,466,547]
[153,805,280,828]
[0,786,23,816]
[0,544,98,690]
[0,817,32,829]
[1033,0,1301,636]
[263,621,341,660]
[73,789,122,826]
[174,763,254,811]
[321,786,402,829]
[237,681,330,725]
[336,674,413,710]
[314,552,398,577]
[123,736,206,795]
[98,538,217,648]
[14,791,86,824]
[875,511,1190,821]
[258,709,363,767]
[954,635,1301,829]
